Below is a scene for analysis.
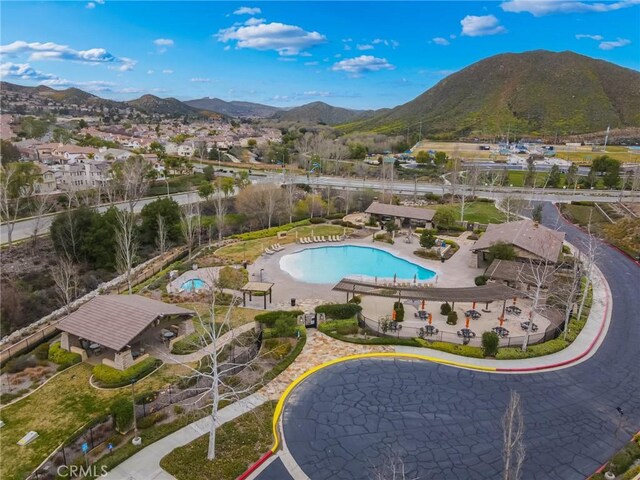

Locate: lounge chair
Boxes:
[321,236,327,242]
[301,238,309,244]
[274,243,284,251]
[264,247,274,255]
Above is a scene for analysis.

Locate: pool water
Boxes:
[279,245,437,284]
[181,278,208,291]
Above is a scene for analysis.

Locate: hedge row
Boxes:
[315,303,362,319]
[415,339,485,358]
[48,342,82,371]
[93,357,161,388]
[231,219,310,241]
[318,318,359,336]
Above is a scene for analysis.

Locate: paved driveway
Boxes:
[277,203,640,480]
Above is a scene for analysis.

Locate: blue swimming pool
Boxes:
[181,278,208,291]
[279,245,437,284]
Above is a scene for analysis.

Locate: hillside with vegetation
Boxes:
[272,101,379,125]
[339,50,640,138]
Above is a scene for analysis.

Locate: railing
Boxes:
[357,313,560,348]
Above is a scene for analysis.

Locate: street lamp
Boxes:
[131,377,141,445]
[260,268,264,282]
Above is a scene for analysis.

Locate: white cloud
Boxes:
[118,87,143,94]
[501,0,640,16]
[356,44,374,50]
[303,90,331,97]
[147,69,154,74]
[432,37,451,46]
[153,38,174,47]
[95,0,105,4]
[576,34,604,40]
[0,40,136,70]
[304,61,319,66]
[86,2,96,9]
[244,17,265,26]
[233,6,261,15]
[450,34,457,39]
[216,21,326,56]
[162,69,174,74]
[191,77,211,82]
[371,38,400,48]
[599,38,631,50]
[0,62,118,92]
[331,55,395,76]
[460,15,507,36]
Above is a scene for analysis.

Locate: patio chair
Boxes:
[321,236,327,242]
[264,247,274,255]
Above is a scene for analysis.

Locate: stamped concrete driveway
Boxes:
[277,203,640,480]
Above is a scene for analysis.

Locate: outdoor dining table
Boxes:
[506,306,522,315]
[162,330,175,339]
[520,321,538,332]
[492,326,510,337]
[424,325,438,335]
[458,329,476,338]
[465,310,481,319]
[418,310,428,320]
[88,343,102,355]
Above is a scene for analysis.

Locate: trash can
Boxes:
[441,257,445,263]
[291,298,296,307]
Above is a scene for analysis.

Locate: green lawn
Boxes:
[215,224,352,263]
[0,362,189,480]
[437,201,504,224]
[160,401,276,480]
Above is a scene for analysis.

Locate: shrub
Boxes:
[3,355,37,373]
[309,217,326,224]
[414,339,484,358]
[326,212,344,220]
[440,302,451,315]
[217,266,247,290]
[488,241,516,261]
[174,405,185,415]
[48,342,81,370]
[263,340,293,360]
[138,411,168,429]
[393,301,405,322]
[319,318,359,336]
[482,331,500,357]
[33,342,50,361]
[231,219,310,240]
[623,465,640,480]
[495,338,569,359]
[468,233,479,241]
[447,311,458,325]
[315,303,362,319]
[135,390,159,405]
[254,310,302,328]
[474,275,487,286]
[273,317,298,338]
[93,358,161,388]
[111,397,133,433]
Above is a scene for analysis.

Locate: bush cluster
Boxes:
[137,411,168,429]
[447,311,458,325]
[231,219,310,241]
[262,339,293,360]
[474,275,488,286]
[393,302,405,322]
[308,217,326,224]
[254,310,302,327]
[440,302,451,315]
[33,342,50,361]
[414,339,484,358]
[111,397,134,433]
[48,342,82,370]
[319,318,359,336]
[93,358,161,388]
[315,303,362,319]
[481,331,500,357]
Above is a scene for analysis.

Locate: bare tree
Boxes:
[181,199,200,260]
[370,450,419,480]
[212,177,234,242]
[0,162,39,248]
[498,195,525,222]
[575,220,600,324]
[503,390,525,480]
[30,194,55,251]
[156,214,167,257]
[283,167,297,224]
[121,156,153,213]
[51,255,79,315]
[115,209,138,295]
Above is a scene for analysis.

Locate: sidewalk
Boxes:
[103,392,269,480]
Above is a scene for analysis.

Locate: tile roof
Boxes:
[472,219,565,263]
[57,295,194,351]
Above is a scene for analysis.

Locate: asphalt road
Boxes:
[2,175,638,245]
[274,203,640,480]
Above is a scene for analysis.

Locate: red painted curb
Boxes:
[236,451,273,480]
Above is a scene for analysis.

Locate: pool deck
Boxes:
[167,266,221,294]
[247,230,485,312]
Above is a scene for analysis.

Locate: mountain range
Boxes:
[2,50,639,136]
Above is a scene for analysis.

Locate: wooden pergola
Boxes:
[240,281,274,309]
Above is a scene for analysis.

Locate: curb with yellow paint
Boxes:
[269,352,496,452]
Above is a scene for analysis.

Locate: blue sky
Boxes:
[1,1,639,109]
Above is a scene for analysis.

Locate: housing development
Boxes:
[0,2,639,480]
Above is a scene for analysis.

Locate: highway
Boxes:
[2,174,638,245]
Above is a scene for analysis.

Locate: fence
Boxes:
[25,333,262,479]
[357,313,561,348]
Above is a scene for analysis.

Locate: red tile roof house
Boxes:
[57,295,194,371]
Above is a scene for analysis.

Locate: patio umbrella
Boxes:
[393,273,397,285]
[413,273,417,284]
[421,299,425,310]
[472,301,476,309]
[465,316,470,329]
[428,313,432,325]
[499,316,504,327]
[392,309,397,321]
[295,231,298,240]
[513,297,517,306]
[375,276,378,284]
